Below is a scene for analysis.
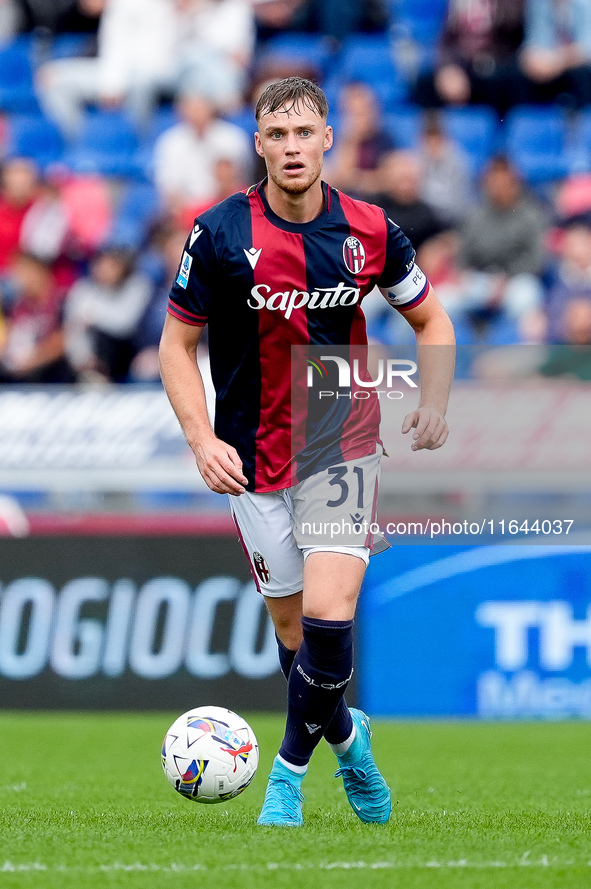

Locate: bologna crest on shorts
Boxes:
[252,551,270,584]
[343,236,366,274]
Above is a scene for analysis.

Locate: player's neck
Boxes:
[264,178,325,224]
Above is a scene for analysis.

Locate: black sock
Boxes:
[278,616,354,767]
[275,634,353,746]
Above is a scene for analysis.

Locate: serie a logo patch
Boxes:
[176,251,193,289]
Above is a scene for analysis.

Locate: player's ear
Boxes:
[324,125,333,152]
[254,132,265,158]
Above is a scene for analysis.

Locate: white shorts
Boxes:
[229,446,388,598]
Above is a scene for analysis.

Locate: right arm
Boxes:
[159,313,248,495]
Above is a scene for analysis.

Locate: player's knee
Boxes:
[269,608,303,650]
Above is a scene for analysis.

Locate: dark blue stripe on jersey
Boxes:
[199,197,260,489]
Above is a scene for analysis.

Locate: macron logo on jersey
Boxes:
[244,247,262,269]
[190,224,202,248]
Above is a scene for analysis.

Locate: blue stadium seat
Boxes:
[503,106,571,184]
[391,0,447,43]
[262,33,334,79]
[335,34,408,108]
[5,114,65,168]
[65,109,143,177]
[570,109,591,172]
[47,32,95,60]
[383,105,421,149]
[389,0,447,73]
[108,180,161,248]
[224,106,256,139]
[441,106,499,176]
[144,105,180,144]
[0,38,39,113]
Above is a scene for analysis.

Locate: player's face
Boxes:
[255,103,333,196]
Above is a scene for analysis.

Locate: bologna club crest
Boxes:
[343,236,366,274]
[252,551,270,584]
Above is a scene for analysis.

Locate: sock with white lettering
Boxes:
[275,634,354,746]
[278,616,354,768]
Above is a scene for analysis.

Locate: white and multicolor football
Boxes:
[161,706,259,804]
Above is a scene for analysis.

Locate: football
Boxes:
[161,706,259,804]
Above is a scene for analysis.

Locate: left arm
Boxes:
[381,283,455,450]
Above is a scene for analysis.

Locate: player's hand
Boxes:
[402,407,448,451]
[193,435,248,495]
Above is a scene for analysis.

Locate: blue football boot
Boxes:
[257,756,304,827]
[334,708,392,823]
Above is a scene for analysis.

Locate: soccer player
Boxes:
[159,77,455,827]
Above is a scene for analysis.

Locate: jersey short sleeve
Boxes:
[167,220,218,327]
[377,213,429,313]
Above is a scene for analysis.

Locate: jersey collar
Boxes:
[253,178,332,233]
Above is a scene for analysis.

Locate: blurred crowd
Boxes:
[1,0,591,384]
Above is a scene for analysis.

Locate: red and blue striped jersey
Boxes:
[167,180,429,492]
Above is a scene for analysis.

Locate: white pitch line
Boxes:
[0,858,586,873]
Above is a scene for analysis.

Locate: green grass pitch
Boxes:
[1,713,591,889]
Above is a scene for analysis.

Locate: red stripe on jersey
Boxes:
[249,192,310,491]
[340,310,382,462]
[336,191,388,299]
[231,512,261,593]
[168,298,207,322]
[365,471,380,548]
[167,305,206,326]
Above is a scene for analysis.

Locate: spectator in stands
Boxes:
[64,243,152,382]
[520,0,591,108]
[37,0,175,136]
[130,222,187,381]
[418,110,472,228]
[544,216,591,343]
[414,0,528,114]
[37,0,254,137]
[19,172,79,295]
[174,0,255,113]
[0,251,73,382]
[458,154,545,340]
[13,0,103,36]
[372,150,445,251]
[0,0,21,42]
[152,86,251,216]
[324,82,395,196]
[253,0,387,46]
[0,158,39,272]
[19,176,69,265]
[176,157,248,230]
[536,299,591,379]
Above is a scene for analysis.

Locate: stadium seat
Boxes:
[0,38,39,113]
[503,106,572,184]
[108,180,161,248]
[441,106,499,176]
[262,33,334,80]
[64,109,143,177]
[5,114,65,168]
[335,34,408,108]
[46,32,95,61]
[223,106,256,139]
[570,109,591,174]
[389,0,447,73]
[144,105,180,144]
[383,105,421,149]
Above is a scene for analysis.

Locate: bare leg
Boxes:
[265,590,303,650]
